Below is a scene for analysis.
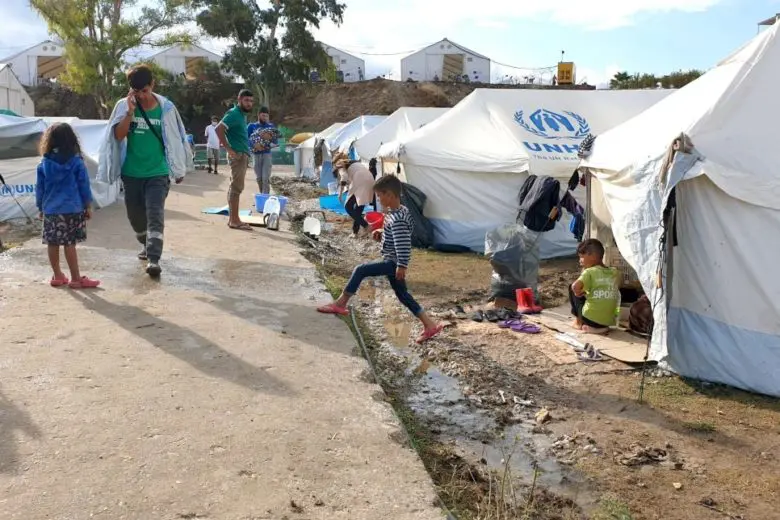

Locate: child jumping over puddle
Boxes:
[317,175,443,344]
[569,238,618,334]
[36,123,100,289]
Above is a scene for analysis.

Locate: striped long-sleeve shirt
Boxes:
[381,205,414,268]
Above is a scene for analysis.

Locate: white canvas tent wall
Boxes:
[0,64,35,117]
[581,24,780,397]
[354,107,449,160]
[326,115,387,155]
[295,122,344,182]
[381,88,672,257]
[0,116,119,221]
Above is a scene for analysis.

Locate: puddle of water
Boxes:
[372,287,596,511]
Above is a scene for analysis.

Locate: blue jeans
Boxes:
[345,260,422,316]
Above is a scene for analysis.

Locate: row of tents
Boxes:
[1,23,778,396]
[292,23,780,397]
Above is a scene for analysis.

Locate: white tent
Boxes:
[381,88,672,257]
[326,115,387,155]
[354,107,449,160]
[296,122,344,178]
[0,64,35,117]
[581,24,780,396]
[0,116,119,221]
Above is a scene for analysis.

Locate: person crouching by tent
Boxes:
[569,239,619,334]
[334,153,374,238]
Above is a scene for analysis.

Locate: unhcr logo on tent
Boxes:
[0,184,35,196]
[515,109,590,160]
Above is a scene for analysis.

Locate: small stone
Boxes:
[673,482,683,490]
[535,408,552,425]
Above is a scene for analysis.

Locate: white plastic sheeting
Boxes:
[382,88,672,256]
[354,107,448,160]
[0,116,119,221]
[296,122,344,178]
[326,115,387,154]
[581,24,780,396]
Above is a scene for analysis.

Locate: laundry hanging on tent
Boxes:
[516,175,561,232]
[400,182,434,249]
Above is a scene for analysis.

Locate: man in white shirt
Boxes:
[204,115,221,174]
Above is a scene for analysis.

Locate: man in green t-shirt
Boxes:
[113,64,184,278]
[216,89,254,230]
[570,239,619,334]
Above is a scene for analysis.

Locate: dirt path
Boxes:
[0,172,442,520]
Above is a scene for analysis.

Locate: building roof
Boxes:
[759,14,779,26]
[146,43,222,60]
[0,40,60,63]
[406,38,491,61]
[319,43,365,63]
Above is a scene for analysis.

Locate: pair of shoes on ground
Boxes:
[138,248,162,278]
[471,307,521,323]
[50,275,101,289]
[316,303,444,344]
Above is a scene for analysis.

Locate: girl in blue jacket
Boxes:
[36,123,100,289]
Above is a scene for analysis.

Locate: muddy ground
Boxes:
[282,177,780,520]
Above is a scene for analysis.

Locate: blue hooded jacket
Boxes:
[36,154,93,216]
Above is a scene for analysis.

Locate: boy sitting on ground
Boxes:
[569,239,619,334]
[317,175,443,344]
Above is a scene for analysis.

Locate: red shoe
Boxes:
[416,323,444,344]
[515,288,534,314]
[523,288,543,314]
[317,303,349,316]
[69,276,101,289]
[50,275,69,287]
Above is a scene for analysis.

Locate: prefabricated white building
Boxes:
[321,44,365,83]
[581,23,780,397]
[149,44,223,78]
[0,40,65,86]
[380,88,672,257]
[0,65,35,117]
[402,39,490,83]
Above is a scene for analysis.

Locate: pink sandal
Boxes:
[50,275,70,287]
[69,276,101,289]
[317,303,349,316]
[416,324,444,344]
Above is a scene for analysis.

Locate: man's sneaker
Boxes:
[146,262,162,278]
[138,248,148,261]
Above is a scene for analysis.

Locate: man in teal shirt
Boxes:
[217,89,254,230]
[112,64,184,277]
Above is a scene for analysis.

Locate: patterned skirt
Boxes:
[42,213,87,246]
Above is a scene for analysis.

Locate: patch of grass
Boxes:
[682,421,717,433]
[592,495,634,520]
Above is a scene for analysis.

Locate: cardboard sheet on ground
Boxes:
[533,306,648,364]
[202,206,251,217]
[242,215,266,226]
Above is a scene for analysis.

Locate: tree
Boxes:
[30,0,195,118]
[194,0,346,107]
[610,69,703,90]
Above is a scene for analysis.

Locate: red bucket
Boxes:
[365,211,384,231]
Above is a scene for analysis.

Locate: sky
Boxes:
[1,0,779,87]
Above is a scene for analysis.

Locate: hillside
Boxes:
[29,79,595,134]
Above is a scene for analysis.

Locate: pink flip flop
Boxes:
[416,323,444,344]
[69,276,101,289]
[50,275,70,287]
[317,303,349,316]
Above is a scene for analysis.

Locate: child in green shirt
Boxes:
[569,239,619,334]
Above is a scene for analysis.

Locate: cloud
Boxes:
[0,0,50,58]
